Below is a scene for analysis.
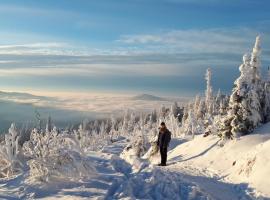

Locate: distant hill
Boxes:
[131,94,167,101]
[0,91,52,101]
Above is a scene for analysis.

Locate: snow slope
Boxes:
[1,124,270,199]
[168,123,270,198]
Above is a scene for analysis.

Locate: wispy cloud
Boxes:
[0,27,269,80]
[117,27,266,54]
[0,43,66,49]
[0,42,79,56]
[0,63,196,77]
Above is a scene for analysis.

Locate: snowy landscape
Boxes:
[1,1,270,199]
[0,36,270,200]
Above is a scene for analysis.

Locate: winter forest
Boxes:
[1,36,270,199]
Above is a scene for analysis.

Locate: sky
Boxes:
[0,0,270,97]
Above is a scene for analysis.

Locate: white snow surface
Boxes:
[1,124,270,199]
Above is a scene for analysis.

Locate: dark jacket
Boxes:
[157,129,171,148]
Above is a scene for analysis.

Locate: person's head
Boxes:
[160,122,166,129]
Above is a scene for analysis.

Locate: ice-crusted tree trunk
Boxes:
[205,68,213,114]
[110,115,117,142]
[46,116,52,133]
[196,98,205,120]
[250,36,262,85]
[121,110,129,136]
[250,36,265,118]
[213,89,222,115]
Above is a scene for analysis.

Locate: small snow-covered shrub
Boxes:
[74,124,112,152]
[28,148,95,182]
[0,123,23,178]
[120,135,148,171]
[23,127,96,182]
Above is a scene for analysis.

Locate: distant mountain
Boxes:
[131,94,167,101]
[0,91,52,101]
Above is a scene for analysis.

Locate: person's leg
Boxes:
[164,147,167,165]
[160,147,166,165]
[159,147,164,165]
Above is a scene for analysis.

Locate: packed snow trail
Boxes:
[0,137,262,199]
[105,138,259,200]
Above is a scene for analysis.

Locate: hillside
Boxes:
[167,123,270,198]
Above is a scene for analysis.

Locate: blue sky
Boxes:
[0,0,270,96]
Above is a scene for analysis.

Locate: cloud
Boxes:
[117,27,267,54]
[0,43,66,49]
[0,27,269,81]
[0,42,78,56]
[0,63,197,77]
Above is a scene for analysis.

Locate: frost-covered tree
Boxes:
[0,123,23,178]
[220,37,263,139]
[109,115,117,142]
[182,109,204,137]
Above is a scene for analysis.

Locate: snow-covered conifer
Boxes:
[220,41,263,139]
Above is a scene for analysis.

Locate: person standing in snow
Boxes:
[157,122,171,166]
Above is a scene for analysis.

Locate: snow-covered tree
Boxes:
[0,123,23,178]
[219,37,264,139]
[182,109,204,137]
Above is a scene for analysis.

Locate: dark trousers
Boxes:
[160,147,167,165]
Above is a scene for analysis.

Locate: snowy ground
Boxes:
[1,126,270,199]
